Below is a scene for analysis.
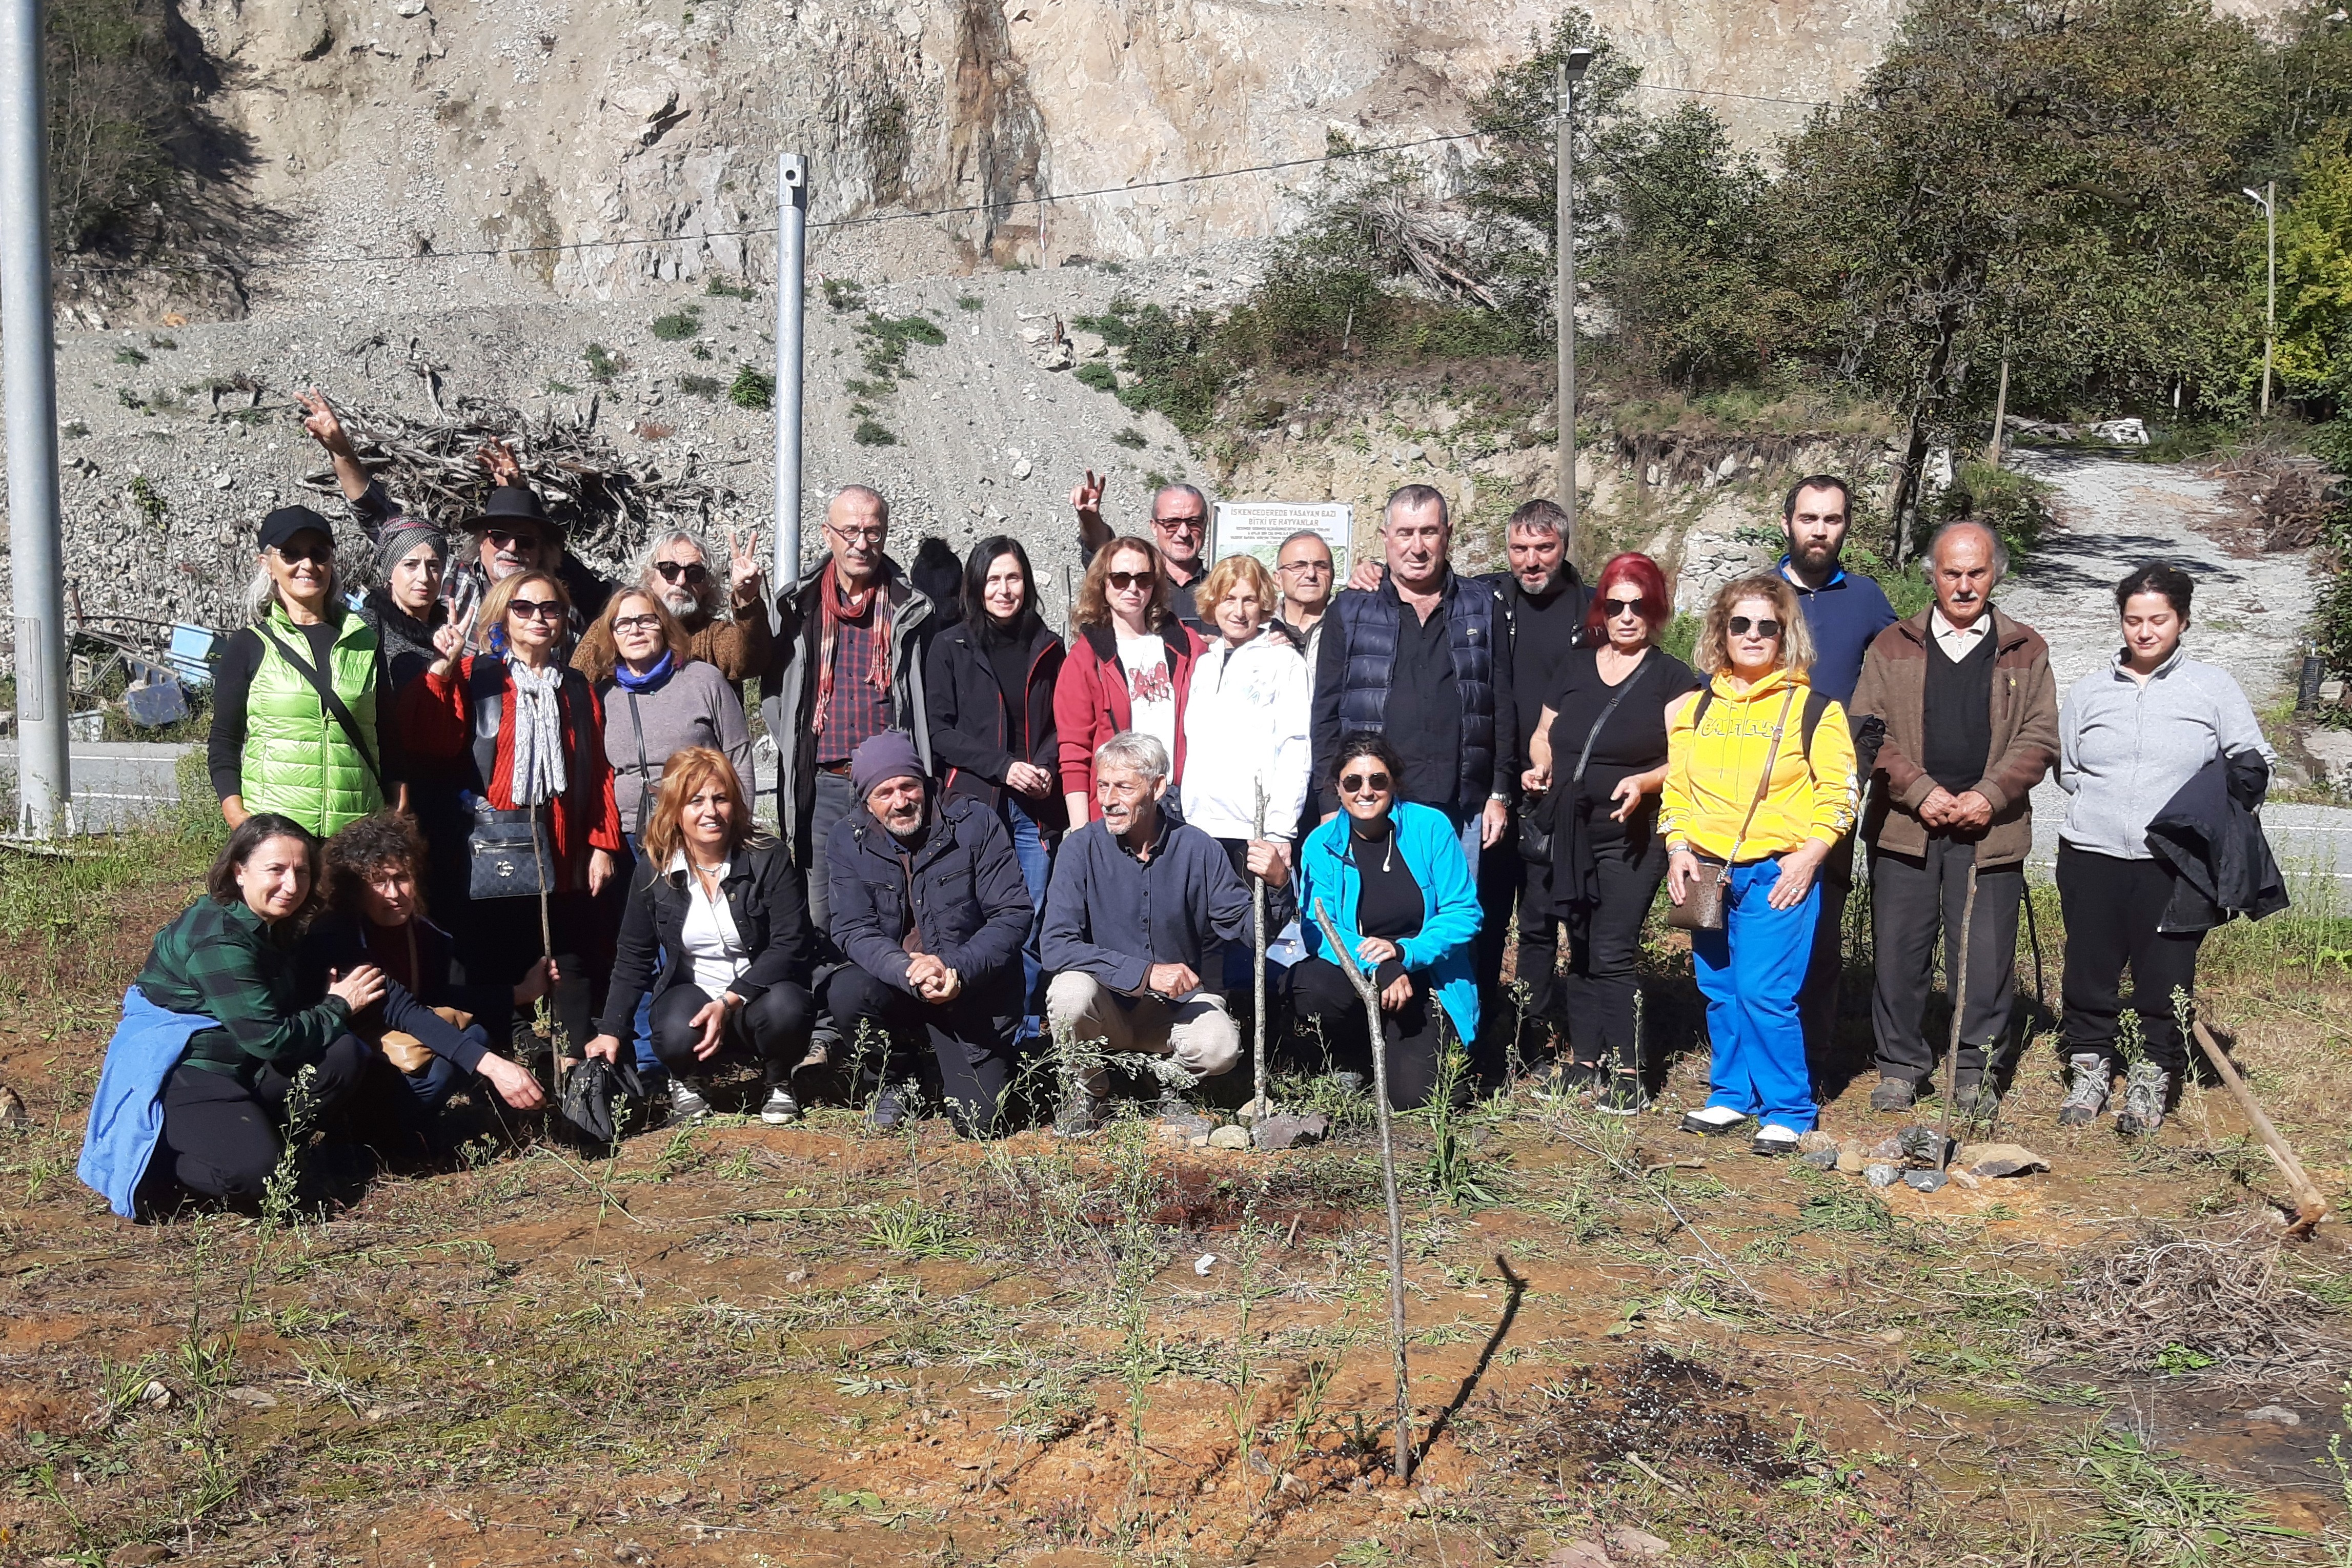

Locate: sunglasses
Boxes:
[612,614,664,634]
[485,528,542,552]
[1728,616,1783,640]
[1156,515,1207,535]
[273,541,334,565]
[1106,570,1154,591]
[1601,596,1648,618]
[1339,770,1392,792]
[654,560,710,584]
[508,598,564,621]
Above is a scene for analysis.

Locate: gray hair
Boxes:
[1154,483,1210,517]
[636,526,714,578]
[1385,483,1449,529]
[1275,527,1331,558]
[1923,519,2008,587]
[834,484,890,524]
[1505,498,1568,540]
[1094,730,1170,782]
[243,555,341,625]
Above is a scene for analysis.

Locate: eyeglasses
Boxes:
[654,560,710,584]
[1601,596,1648,618]
[1727,616,1783,640]
[1278,559,1333,576]
[612,614,664,634]
[273,541,334,565]
[827,523,886,545]
[1155,514,1207,534]
[1106,571,1154,591]
[1338,770,1392,792]
[485,529,542,552]
[508,598,565,621]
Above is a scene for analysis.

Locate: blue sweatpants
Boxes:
[1690,857,1818,1133]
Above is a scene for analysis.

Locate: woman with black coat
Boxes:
[923,536,1066,1035]
[583,748,817,1127]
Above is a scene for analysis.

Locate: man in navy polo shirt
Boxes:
[1777,474,1897,1078]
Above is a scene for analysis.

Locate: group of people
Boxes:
[77,386,2286,1215]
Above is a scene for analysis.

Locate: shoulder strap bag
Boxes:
[1518,657,1646,865]
[256,625,383,795]
[1666,687,1795,933]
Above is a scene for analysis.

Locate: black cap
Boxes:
[467,483,563,539]
[258,505,335,555]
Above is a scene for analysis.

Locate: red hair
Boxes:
[1584,553,1672,642]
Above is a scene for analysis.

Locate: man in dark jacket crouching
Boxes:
[824,732,1034,1136]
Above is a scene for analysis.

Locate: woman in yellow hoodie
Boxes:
[1661,575,1857,1154]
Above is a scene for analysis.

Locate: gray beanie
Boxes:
[849,732,926,802]
[377,515,449,578]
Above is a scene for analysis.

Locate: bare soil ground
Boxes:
[1,833,2349,1568]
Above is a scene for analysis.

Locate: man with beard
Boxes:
[572,527,773,688]
[1775,475,1898,1074]
[822,733,1035,1136]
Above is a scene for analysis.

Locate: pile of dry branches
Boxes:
[2026,1220,2349,1384]
[2203,450,2339,552]
[294,399,741,579]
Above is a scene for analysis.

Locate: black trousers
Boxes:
[1558,819,1669,1069]
[1285,956,1446,1110]
[155,1033,373,1202]
[1869,836,2023,1085]
[2056,844,2204,1076]
[464,886,599,1052]
[825,965,1015,1136]
[1476,838,1552,1076]
[1799,835,1856,1072]
[649,981,815,1086]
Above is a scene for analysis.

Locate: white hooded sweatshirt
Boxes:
[1181,623,1312,842]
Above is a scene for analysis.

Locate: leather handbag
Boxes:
[1666,689,1794,933]
[467,795,557,900]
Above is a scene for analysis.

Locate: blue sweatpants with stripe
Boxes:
[1690,857,1819,1133]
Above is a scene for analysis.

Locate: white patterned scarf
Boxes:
[505,657,569,806]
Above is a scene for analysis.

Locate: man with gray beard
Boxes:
[573,526,773,688]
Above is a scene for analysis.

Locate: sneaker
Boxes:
[1752,1124,1801,1156]
[868,1086,908,1132]
[1679,1105,1749,1136]
[760,1087,800,1126]
[1869,1076,1918,1114]
[1952,1076,2000,1120]
[1596,1072,1651,1116]
[1054,1087,1110,1138]
[2115,1060,2168,1137]
[1552,1060,1604,1096]
[2058,1053,2110,1127]
[667,1082,713,1126]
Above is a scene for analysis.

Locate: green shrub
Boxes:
[705,277,754,299]
[957,295,984,312]
[678,374,722,397]
[853,419,898,447]
[583,343,623,383]
[728,366,775,411]
[856,312,945,381]
[1073,361,1118,393]
[823,279,868,312]
[651,307,702,340]
[1111,426,1148,450]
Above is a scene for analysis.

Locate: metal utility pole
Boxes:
[1554,48,1591,555]
[1987,356,2010,466]
[3,0,72,837]
[2243,183,2276,419]
[773,152,809,586]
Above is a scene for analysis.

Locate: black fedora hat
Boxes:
[466,482,564,539]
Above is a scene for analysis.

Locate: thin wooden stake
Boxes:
[2191,1019,2330,1237]
[1937,864,1978,1171]
[528,809,564,1092]
[1310,897,1412,1484]
[1246,779,1272,1124]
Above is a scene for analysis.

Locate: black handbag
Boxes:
[559,1055,648,1145]
[467,796,556,900]
[1519,662,1644,865]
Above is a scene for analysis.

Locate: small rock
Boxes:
[1958,1142,2050,1178]
[1207,1125,1251,1151]
[1252,1111,1329,1151]
[785,1268,808,1284]
[1869,1137,1904,1162]
[1010,458,1033,479]
[1189,1134,1210,1148]
[1544,1542,1613,1568]
[1194,1254,1216,1276]
[1607,1526,1672,1559]
[138,1379,172,1409]
[1864,1163,1900,1189]
[2248,1404,2302,1426]
[0,1082,24,1127]
[1796,1129,1839,1153]
[220,1386,278,1409]
[1835,1145,1866,1175]
[1948,1168,1982,1190]
[1799,1146,1839,1170]
[1877,1327,1905,1344]
[108,1546,169,1568]
[394,0,428,13]
[1896,1124,1950,1165]
[1902,1169,1947,1193]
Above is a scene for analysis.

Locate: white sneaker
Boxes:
[668,1083,713,1125]
[1752,1124,1800,1156]
[760,1087,800,1125]
[1679,1105,1748,1135]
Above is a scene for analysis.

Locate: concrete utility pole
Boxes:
[773,152,809,586]
[1987,356,2010,466]
[2243,182,2276,419]
[3,0,73,837]
[1555,48,1592,556]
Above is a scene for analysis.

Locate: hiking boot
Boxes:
[1679,1105,1749,1137]
[869,1086,909,1132]
[1952,1076,2000,1121]
[1869,1076,1918,1114]
[1596,1072,1651,1117]
[760,1087,801,1126]
[1054,1086,1110,1138]
[2115,1060,2169,1137]
[1752,1124,1800,1157]
[1552,1059,1604,1097]
[2058,1053,2111,1127]
[667,1082,713,1126]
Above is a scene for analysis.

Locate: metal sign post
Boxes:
[773,152,809,587]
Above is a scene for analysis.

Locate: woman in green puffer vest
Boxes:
[207,506,386,838]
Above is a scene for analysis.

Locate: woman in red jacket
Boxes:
[398,568,625,1061]
[1055,536,1204,824]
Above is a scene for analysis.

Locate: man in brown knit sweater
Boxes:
[574,526,772,688]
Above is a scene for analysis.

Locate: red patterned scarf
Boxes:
[812,559,893,735]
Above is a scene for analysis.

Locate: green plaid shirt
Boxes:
[134,898,351,1083]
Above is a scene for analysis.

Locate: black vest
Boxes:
[1920,626,1997,795]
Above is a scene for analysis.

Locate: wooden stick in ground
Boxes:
[1310,897,1412,1484]
[1937,864,1978,1171]
[528,812,564,1092]
[1247,780,1272,1123]
[2191,1019,2331,1237]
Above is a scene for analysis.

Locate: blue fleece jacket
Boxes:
[1297,801,1484,1045]
[80,987,216,1219]
[1779,558,1898,707]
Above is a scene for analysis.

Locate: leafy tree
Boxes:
[48,0,198,251]
[2270,124,2352,402]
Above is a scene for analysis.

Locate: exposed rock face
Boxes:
[171,0,1927,307]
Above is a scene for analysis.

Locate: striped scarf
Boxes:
[505,657,569,807]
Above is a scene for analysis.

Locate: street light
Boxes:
[1555,45,1593,554]
[2244,182,2276,418]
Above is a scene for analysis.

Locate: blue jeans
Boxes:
[1690,857,1819,1133]
[1001,799,1050,1037]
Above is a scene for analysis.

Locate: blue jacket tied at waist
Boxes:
[79,987,217,1219]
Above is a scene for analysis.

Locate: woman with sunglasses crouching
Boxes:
[1662,575,1857,1154]
[1286,735,1482,1109]
[397,568,624,1061]
[1520,553,1697,1113]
